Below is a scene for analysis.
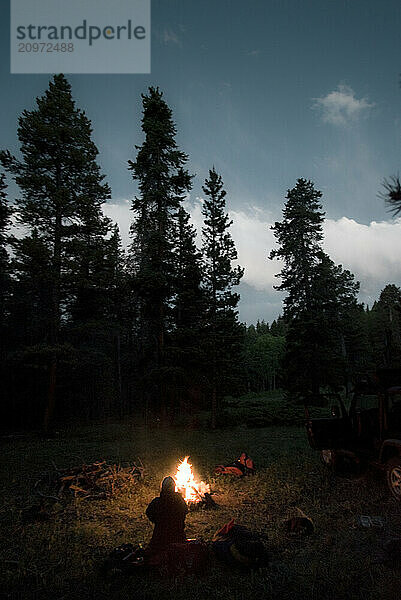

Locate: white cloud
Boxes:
[188,201,401,307]
[313,84,374,126]
[103,199,131,246]
[103,199,401,318]
[323,217,401,302]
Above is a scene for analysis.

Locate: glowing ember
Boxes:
[174,456,210,503]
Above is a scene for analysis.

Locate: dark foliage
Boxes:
[0,77,398,430]
[201,167,244,427]
[270,179,360,397]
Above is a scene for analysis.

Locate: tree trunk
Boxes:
[158,299,167,425]
[43,207,61,434]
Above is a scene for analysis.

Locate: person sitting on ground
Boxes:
[145,476,188,558]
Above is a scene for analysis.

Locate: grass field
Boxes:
[1,415,401,600]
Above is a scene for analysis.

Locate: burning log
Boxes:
[173,457,216,510]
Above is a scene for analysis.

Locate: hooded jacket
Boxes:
[146,477,188,553]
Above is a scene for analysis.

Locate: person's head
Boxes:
[160,476,176,496]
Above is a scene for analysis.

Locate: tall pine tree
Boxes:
[270,178,325,318]
[103,225,128,414]
[201,167,244,427]
[169,206,205,413]
[127,87,193,420]
[0,173,12,396]
[0,173,12,333]
[270,179,359,398]
[1,74,111,431]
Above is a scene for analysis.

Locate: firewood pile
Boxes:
[35,460,144,501]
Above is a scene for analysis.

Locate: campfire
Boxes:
[174,456,213,507]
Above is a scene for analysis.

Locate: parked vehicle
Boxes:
[305,369,401,499]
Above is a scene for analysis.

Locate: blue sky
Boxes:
[1,0,401,323]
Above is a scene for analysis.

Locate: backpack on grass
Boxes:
[212,519,268,569]
[215,452,255,477]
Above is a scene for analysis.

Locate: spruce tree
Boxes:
[0,173,12,322]
[0,173,12,379]
[256,319,270,336]
[293,252,358,394]
[103,224,127,323]
[169,206,205,411]
[173,207,203,331]
[270,315,287,337]
[270,178,325,318]
[269,179,324,396]
[270,179,359,398]
[369,284,401,368]
[128,87,192,419]
[1,74,111,431]
[103,224,128,412]
[201,167,244,427]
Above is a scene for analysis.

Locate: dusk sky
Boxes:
[1,0,401,323]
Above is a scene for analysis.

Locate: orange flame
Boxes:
[174,456,210,503]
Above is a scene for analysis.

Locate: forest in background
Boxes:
[1,74,401,432]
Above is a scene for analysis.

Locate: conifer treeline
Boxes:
[0,76,244,430]
[268,178,401,401]
[1,75,400,430]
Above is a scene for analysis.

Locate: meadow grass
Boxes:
[1,418,401,600]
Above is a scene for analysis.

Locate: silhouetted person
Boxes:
[145,476,188,556]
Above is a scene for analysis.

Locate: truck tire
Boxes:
[386,457,401,500]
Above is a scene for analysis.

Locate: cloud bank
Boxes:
[313,84,374,126]
[323,217,401,302]
[104,199,401,321]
